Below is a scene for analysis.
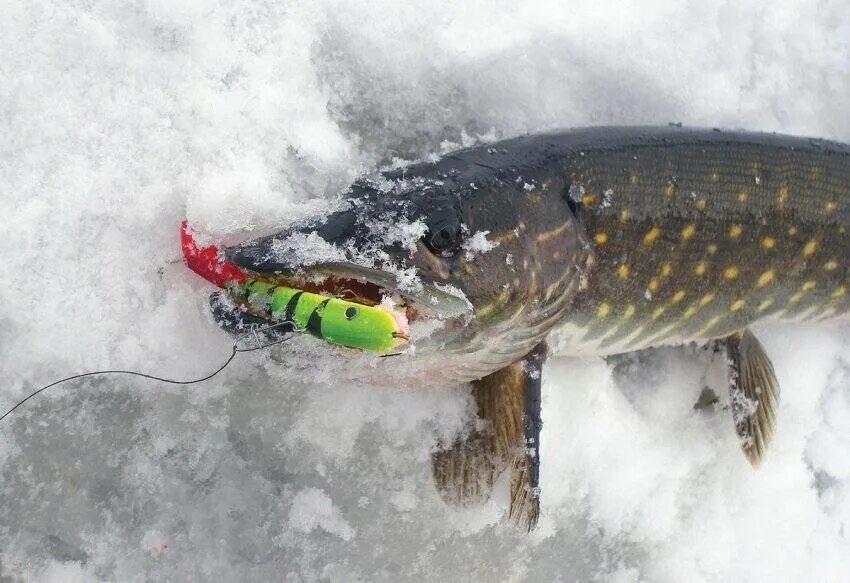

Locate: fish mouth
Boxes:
[215,258,473,347]
[180,217,471,352]
[264,261,470,315]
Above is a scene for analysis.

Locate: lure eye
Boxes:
[345,306,358,320]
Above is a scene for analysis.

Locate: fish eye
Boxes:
[345,306,358,320]
[425,226,461,256]
[423,209,463,257]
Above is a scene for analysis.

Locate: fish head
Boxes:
[222,162,590,385]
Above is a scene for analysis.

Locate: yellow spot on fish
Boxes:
[619,209,630,222]
[536,221,572,242]
[475,301,498,318]
[700,293,715,307]
[671,290,686,303]
[648,277,660,292]
[596,303,611,318]
[788,291,804,304]
[825,201,837,212]
[618,264,630,279]
[737,190,749,203]
[660,262,673,277]
[491,229,520,244]
[681,224,696,240]
[664,183,675,197]
[643,226,661,245]
[758,298,775,312]
[788,226,798,237]
[710,172,719,183]
[831,286,847,299]
[802,280,817,291]
[593,232,609,245]
[729,224,743,239]
[778,184,789,207]
[756,271,775,288]
[824,260,839,271]
[629,173,637,185]
[706,243,718,254]
[683,305,699,319]
[803,239,818,256]
[761,237,776,250]
[724,266,740,280]
[652,306,666,320]
[730,299,746,312]
[581,193,597,206]
[696,198,707,210]
[694,261,708,276]
[623,304,636,319]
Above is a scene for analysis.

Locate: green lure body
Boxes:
[231,280,403,352]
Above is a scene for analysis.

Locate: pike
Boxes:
[198,126,850,531]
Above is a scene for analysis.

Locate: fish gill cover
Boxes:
[2,1,850,581]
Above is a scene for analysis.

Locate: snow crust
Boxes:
[2,1,850,580]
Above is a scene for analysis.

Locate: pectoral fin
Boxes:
[724,329,780,467]
[431,342,546,532]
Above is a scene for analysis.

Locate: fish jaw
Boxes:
[182,220,424,354]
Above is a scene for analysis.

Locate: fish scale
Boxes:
[559,132,850,354]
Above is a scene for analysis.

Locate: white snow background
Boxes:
[2,1,850,581]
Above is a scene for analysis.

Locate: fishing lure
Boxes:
[232,279,407,352]
[181,221,408,352]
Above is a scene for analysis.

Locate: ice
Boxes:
[3,0,850,580]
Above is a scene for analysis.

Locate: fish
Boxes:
[201,125,850,531]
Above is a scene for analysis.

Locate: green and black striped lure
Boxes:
[231,280,408,352]
[180,221,409,353]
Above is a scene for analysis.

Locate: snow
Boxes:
[2,0,850,581]
[462,230,498,260]
[287,488,356,542]
[269,232,348,266]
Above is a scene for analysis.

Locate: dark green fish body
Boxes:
[218,126,850,531]
[549,127,850,354]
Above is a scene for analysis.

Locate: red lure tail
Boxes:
[180,220,248,287]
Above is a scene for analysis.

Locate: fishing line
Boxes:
[0,321,298,425]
